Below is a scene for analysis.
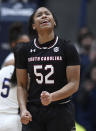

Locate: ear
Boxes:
[54,21,56,26]
[32,24,36,30]
[11,42,16,48]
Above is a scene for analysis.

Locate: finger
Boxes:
[41,93,49,98]
[24,115,32,121]
[41,99,49,105]
[26,112,32,117]
[41,92,45,97]
[41,97,47,102]
[21,119,29,125]
[42,102,49,106]
[41,91,47,96]
[40,95,46,100]
[27,112,32,121]
[42,92,49,98]
[21,117,29,122]
[29,115,32,121]
[21,117,28,122]
[42,91,46,94]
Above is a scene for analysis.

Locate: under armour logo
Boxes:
[30,49,36,53]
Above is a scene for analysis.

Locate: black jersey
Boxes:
[15,36,80,105]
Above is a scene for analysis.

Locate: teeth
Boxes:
[41,20,48,23]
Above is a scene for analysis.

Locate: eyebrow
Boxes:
[36,10,51,15]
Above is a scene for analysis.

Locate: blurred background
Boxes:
[0,0,96,131]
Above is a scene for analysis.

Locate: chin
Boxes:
[40,26,53,31]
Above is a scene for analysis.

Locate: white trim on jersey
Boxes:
[34,36,58,49]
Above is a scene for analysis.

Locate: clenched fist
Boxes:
[20,109,32,125]
[40,91,52,106]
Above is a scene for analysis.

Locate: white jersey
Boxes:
[0,65,22,131]
[0,65,18,114]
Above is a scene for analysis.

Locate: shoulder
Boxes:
[4,53,14,61]
[14,41,33,55]
[14,42,28,52]
[58,37,76,50]
[1,53,14,68]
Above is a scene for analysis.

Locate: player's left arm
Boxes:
[50,65,80,102]
[41,65,80,105]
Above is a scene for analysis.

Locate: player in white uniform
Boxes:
[0,65,22,131]
[0,22,30,131]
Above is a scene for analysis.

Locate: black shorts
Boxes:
[22,101,76,131]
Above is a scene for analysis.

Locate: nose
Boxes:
[41,13,47,19]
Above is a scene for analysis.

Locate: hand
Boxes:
[40,91,52,106]
[20,109,32,125]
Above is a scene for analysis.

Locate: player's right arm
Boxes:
[16,69,28,111]
[16,68,32,125]
[15,43,32,125]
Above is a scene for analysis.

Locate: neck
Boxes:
[38,30,55,44]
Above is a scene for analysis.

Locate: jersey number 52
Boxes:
[34,65,54,84]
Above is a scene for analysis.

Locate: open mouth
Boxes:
[40,20,50,25]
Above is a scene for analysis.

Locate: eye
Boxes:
[36,11,51,17]
[36,13,42,17]
[45,12,50,15]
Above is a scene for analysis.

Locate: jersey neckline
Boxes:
[34,36,58,49]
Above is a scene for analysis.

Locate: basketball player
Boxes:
[0,61,22,131]
[15,7,80,131]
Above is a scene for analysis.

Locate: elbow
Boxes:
[74,82,79,93]
[74,85,79,93]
